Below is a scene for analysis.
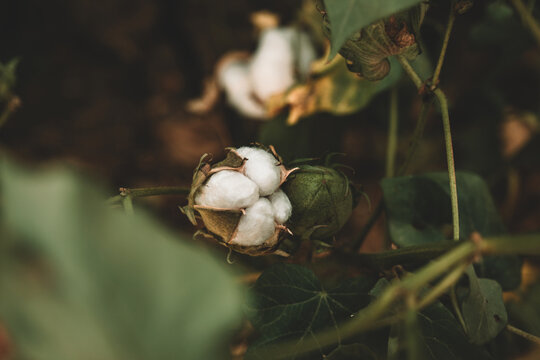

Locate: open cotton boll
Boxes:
[195,170,259,209]
[249,27,296,102]
[269,189,292,224]
[236,147,281,196]
[218,60,267,119]
[231,198,276,246]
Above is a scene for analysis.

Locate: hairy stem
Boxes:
[510,0,540,46]
[432,2,456,87]
[386,87,399,178]
[507,324,540,345]
[107,186,190,205]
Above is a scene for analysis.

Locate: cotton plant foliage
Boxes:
[182,145,298,256]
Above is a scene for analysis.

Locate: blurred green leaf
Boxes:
[459,267,508,345]
[245,263,376,359]
[381,172,522,290]
[0,159,242,360]
[323,0,423,60]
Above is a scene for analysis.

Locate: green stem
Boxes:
[434,88,460,241]
[510,0,540,46]
[386,87,399,178]
[507,324,540,345]
[346,241,456,270]
[451,284,468,333]
[416,262,467,309]
[107,186,190,205]
[432,2,456,87]
[260,233,540,359]
[397,55,460,241]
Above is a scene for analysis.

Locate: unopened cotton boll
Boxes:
[269,189,292,224]
[218,60,267,119]
[249,28,296,102]
[231,198,275,246]
[195,170,259,209]
[236,147,281,196]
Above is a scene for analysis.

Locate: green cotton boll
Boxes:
[281,165,354,240]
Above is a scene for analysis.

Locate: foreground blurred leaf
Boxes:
[323,0,423,60]
[245,263,376,359]
[0,159,242,360]
[381,172,522,290]
[267,55,400,125]
[459,267,508,345]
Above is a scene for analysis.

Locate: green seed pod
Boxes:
[281,165,354,240]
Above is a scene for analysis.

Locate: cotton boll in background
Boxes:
[249,27,297,103]
[231,198,276,246]
[217,60,267,119]
[236,147,281,196]
[269,189,292,224]
[195,170,259,209]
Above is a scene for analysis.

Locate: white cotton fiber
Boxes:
[249,27,296,102]
[236,147,281,196]
[218,60,267,119]
[269,189,292,224]
[195,170,259,209]
[231,198,276,246]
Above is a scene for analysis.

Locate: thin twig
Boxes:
[510,0,540,46]
[507,324,540,345]
[451,284,468,333]
[416,262,467,309]
[432,2,457,87]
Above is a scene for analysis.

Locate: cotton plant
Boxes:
[182,145,357,256]
[188,24,317,120]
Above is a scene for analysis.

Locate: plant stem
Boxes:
[507,324,540,345]
[450,284,468,332]
[260,233,540,359]
[386,87,399,178]
[432,3,456,87]
[346,241,457,270]
[397,55,460,241]
[510,0,540,46]
[434,88,460,241]
[416,262,467,309]
[107,186,190,205]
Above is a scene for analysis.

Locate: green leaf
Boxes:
[388,301,493,360]
[0,159,243,360]
[459,267,508,345]
[245,263,376,359]
[381,171,522,290]
[326,343,378,360]
[323,0,423,59]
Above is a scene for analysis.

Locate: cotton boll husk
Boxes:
[236,147,281,196]
[269,189,292,224]
[195,170,259,209]
[231,198,276,246]
[218,60,267,119]
[249,28,296,102]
